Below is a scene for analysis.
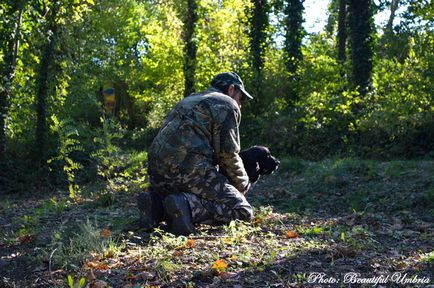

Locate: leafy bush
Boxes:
[89,118,148,204]
[48,116,84,199]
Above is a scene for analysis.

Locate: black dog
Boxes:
[239,146,280,184]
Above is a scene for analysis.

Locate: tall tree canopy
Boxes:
[0,0,432,192]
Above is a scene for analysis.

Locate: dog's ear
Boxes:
[240,147,260,183]
[251,161,260,183]
[240,146,261,183]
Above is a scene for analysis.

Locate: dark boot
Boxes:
[163,193,196,236]
[137,190,164,231]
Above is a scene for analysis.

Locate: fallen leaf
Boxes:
[186,239,196,248]
[285,230,299,238]
[173,250,183,257]
[253,216,263,224]
[85,261,109,270]
[100,228,111,237]
[212,259,228,272]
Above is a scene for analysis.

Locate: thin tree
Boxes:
[385,0,400,34]
[249,0,269,112]
[348,0,374,98]
[35,3,59,159]
[325,0,339,36]
[183,0,198,97]
[0,0,25,159]
[378,0,407,60]
[283,0,304,105]
[337,0,347,62]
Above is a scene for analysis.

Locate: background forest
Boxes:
[0,0,433,194]
[0,1,433,287]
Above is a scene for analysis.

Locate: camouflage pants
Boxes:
[149,167,253,225]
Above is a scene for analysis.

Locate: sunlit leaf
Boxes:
[211,259,228,272]
[85,261,109,270]
[99,228,111,237]
[186,238,197,248]
[285,230,299,238]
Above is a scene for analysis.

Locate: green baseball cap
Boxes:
[211,72,253,100]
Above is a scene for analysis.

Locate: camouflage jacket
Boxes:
[148,88,250,194]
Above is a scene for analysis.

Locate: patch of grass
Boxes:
[35,197,71,217]
[47,218,121,270]
[10,214,41,241]
[1,231,19,246]
[278,157,307,175]
[223,220,261,244]
[0,199,16,213]
[262,158,434,216]
[420,251,434,264]
[384,161,418,178]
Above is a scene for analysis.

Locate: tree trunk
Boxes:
[385,0,400,33]
[348,0,374,98]
[183,0,198,97]
[0,1,25,159]
[35,5,58,159]
[283,0,304,105]
[249,0,269,114]
[325,0,339,36]
[337,0,347,62]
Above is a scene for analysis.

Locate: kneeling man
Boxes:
[138,72,254,235]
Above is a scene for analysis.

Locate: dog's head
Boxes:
[239,145,280,184]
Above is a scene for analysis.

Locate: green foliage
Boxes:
[194,0,252,91]
[1,0,433,196]
[420,251,434,264]
[48,116,84,199]
[223,220,261,244]
[90,118,148,204]
[17,214,39,238]
[283,0,305,74]
[36,197,71,217]
[67,275,86,288]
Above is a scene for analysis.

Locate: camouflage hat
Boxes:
[211,72,253,100]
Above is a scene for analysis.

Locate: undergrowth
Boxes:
[260,157,434,218]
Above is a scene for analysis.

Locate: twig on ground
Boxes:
[49,247,58,279]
